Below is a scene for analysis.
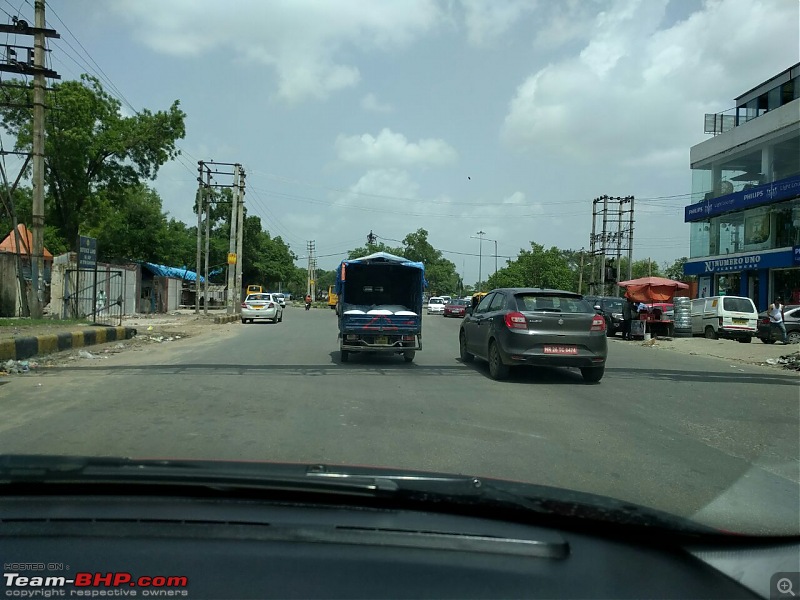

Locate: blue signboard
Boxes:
[684,174,800,222]
[684,248,795,275]
[78,235,97,270]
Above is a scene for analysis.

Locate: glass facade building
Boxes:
[684,63,800,309]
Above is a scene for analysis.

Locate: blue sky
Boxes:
[5,0,798,283]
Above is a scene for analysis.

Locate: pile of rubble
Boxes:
[764,351,800,371]
[2,359,40,374]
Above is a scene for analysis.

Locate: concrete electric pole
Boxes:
[234,164,245,313]
[227,167,239,314]
[29,0,47,317]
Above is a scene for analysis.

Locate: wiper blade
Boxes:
[0,456,714,535]
[0,455,401,495]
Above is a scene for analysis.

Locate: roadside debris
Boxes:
[764,351,800,371]
[2,359,39,374]
[641,338,658,347]
[78,350,97,359]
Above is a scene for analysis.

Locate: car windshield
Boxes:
[0,0,797,541]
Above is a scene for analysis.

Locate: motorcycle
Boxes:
[305,300,311,311]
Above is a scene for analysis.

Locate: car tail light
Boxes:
[590,316,606,331]
[241,302,247,308]
[760,317,769,325]
[504,312,528,330]
[719,317,723,327]
[402,335,415,341]
[269,302,275,308]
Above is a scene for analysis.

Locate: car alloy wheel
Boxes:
[488,341,509,380]
[459,331,474,363]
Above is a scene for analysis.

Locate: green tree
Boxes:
[0,75,186,248]
[663,257,691,281]
[87,184,169,263]
[346,241,402,259]
[486,243,573,291]
[401,228,458,294]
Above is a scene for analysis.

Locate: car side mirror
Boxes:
[594,305,602,312]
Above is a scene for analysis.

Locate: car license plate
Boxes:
[375,336,388,345]
[543,345,577,355]
[733,318,747,324]
[251,305,263,310]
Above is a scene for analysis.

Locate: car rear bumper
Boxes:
[241,307,279,319]
[495,333,607,367]
[717,327,756,339]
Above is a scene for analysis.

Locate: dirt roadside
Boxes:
[1,311,241,375]
[609,335,800,371]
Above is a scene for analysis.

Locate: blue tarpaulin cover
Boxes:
[335,252,426,294]
[142,262,205,283]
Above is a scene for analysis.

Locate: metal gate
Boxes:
[64,268,125,326]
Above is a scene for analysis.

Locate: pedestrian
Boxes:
[768,298,788,344]
[621,297,634,340]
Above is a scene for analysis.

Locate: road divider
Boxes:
[213,314,240,324]
[0,326,137,361]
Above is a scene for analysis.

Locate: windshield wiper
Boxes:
[0,455,714,536]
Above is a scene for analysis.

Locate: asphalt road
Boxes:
[1,305,798,535]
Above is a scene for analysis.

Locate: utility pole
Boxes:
[29,0,46,317]
[578,249,585,294]
[472,231,485,291]
[203,167,211,316]
[588,195,635,296]
[195,162,204,314]
[234,164,245,313]
[227,167,239,314]
[306,240,316,298]
[627,196,635,281]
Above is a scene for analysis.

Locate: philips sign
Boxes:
[684,174,800,222]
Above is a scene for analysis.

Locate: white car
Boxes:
[272,293,286,307]
[427,297,445,315]
[241,293,283,324]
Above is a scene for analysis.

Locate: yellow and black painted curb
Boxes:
[0,326,138,361]
[213,314,240,324]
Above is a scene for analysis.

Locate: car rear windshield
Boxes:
[247,294,270,301]
[430,298,443,304]
[723,297,755,313]
[451,299,469,306]
[602,299,624,311]
[515,294,591,313]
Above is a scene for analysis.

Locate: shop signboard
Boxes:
[684,174,800,222]
[684,248,795,275]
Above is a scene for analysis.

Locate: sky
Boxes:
[4,0,799,284]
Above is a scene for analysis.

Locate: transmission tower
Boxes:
[588,196,635,297]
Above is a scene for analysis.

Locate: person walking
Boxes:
[768,298,788,344]
[621,297,634,340]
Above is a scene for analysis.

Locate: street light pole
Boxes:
[472,231,486,291]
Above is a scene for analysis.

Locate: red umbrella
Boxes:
[617,276,689,303]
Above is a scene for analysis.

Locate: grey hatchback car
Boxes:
[459,288,608,382]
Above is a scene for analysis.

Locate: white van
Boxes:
[690,296,758,342]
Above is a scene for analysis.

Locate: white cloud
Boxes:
[460,0,536,46]
[335,128,458,168]
[360,92,393,113]
[335,168,420,209]
[502,0,799,170]
[113,0,442,102]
